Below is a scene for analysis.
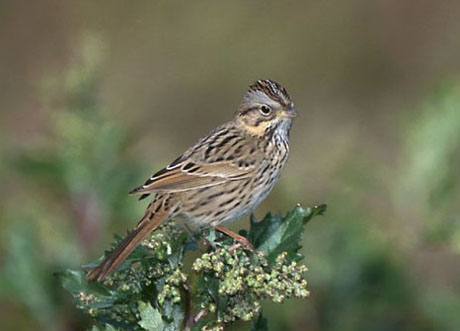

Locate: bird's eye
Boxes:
[260,105,271,115]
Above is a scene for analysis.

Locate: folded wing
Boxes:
[130,159,255,195]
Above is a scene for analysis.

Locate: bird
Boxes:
[86,79,297,282]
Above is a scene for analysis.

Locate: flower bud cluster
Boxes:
[202,324,224,331]
[193,246,309,327]
[157,268,188,305]
[77,291,97,306]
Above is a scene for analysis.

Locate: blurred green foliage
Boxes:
[1,2,460,330]
[398,84,460,248]
[1,35,143,331]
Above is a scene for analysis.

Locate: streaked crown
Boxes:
[247,79,293,109]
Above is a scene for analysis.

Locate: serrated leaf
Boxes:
[138,301,165,331]
[249,204,326,264]
[56,270,115,309]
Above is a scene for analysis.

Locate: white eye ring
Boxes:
[260,105,271,115]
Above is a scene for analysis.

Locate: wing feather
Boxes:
[130,160,255,194]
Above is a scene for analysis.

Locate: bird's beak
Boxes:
[283,108,298,118]
[282,103,297,118]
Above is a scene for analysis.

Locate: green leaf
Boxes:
[249,204,326,264]
[56,270,115,309]
[138,301,165,331]
[252,312,268,331]
[105,325,118,331]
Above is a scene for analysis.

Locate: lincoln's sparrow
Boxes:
[87,79,296,282]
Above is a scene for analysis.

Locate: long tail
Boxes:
[86,209,168,282]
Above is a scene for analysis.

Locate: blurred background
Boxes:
[1,1,460,330]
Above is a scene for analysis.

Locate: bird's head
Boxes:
[235,79,296,139]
